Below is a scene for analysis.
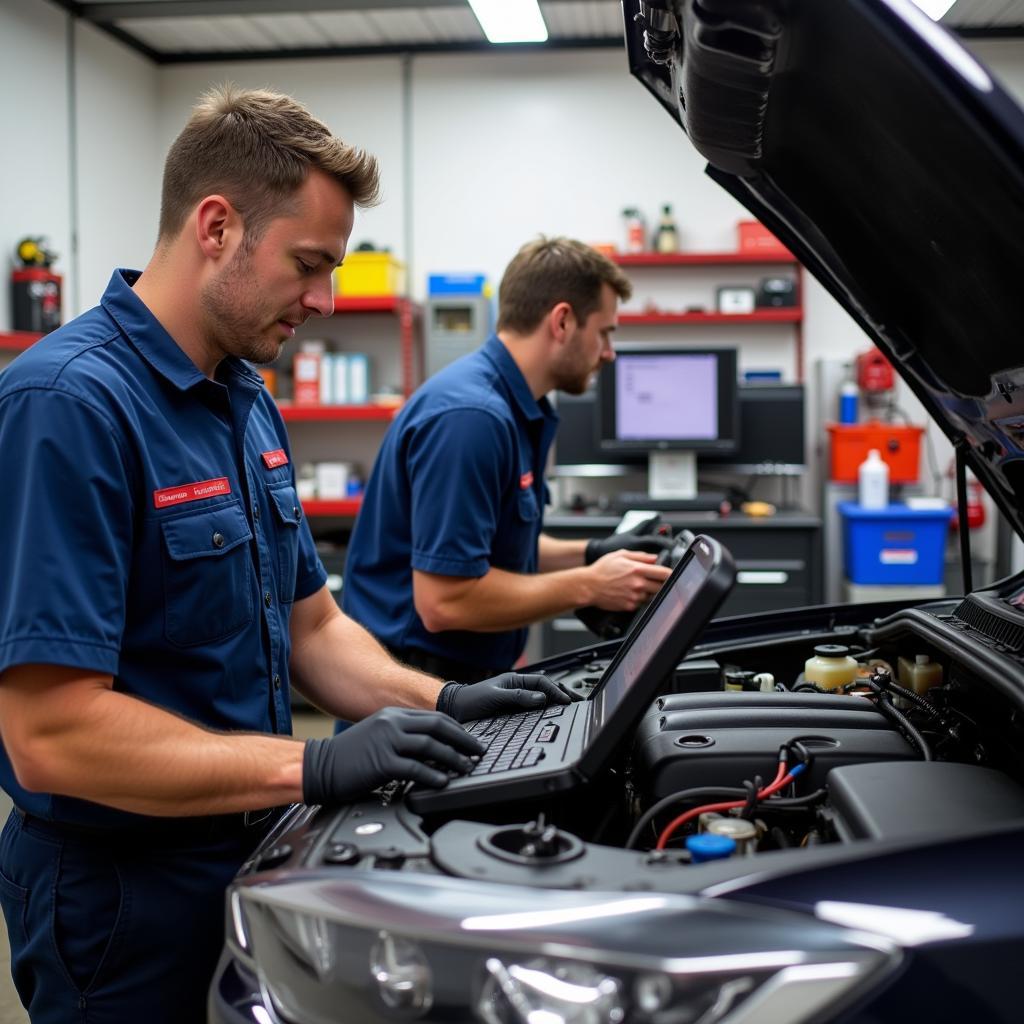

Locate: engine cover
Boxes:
[633,691,916,800]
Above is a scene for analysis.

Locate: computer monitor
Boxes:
[597,346,739,498]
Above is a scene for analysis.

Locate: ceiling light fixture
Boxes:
[910,0,957,20]
[467,0,549,44]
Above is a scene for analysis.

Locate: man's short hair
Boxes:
[496,236,633,334]
[158,84,381,243]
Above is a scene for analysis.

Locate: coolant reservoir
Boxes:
[804,644,858,690]
[898,654,943,695]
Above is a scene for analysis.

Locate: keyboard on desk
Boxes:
[463,704,567,775]
[612,491,726,513]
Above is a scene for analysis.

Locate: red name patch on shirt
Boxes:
[262,449,289,469]
[520,471,534,489]
[152,477,231,509]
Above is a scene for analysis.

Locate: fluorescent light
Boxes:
[467,0,549,44]
[910,0,957,19]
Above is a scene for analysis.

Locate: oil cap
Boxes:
[685,833,737,863]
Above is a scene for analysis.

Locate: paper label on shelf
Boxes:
[152,477,231,509]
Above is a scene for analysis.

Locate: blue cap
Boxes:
[686,833,737,863]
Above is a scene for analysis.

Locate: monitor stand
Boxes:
[648,451,696,500]
[612,452,726,512]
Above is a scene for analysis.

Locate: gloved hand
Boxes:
[302,706,486,805]
[585,522,675,565]
[436,671,577,723]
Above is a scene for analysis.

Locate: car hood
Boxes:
[625,0,1024,538]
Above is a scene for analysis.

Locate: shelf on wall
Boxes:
[612,251,797,267]
[302,498,362,517]
[277,402,400,422]
[619,309,802,325]
[332,295,417,314]
[0,331,44,351]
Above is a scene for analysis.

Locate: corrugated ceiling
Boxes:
[52,0,1024,63]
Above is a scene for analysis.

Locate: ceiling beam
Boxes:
[74,0,587,20]
[151,35,622,63]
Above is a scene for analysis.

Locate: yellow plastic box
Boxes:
[334,252,406,297]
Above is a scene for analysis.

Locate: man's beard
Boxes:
[199,245,284,366]
[551,335,598,395]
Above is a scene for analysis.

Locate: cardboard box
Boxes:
[737,220,792,256]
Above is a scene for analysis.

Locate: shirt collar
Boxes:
[100,269,262,394]
[481,333,556,424]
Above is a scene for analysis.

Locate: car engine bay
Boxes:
[248,582,1024,894]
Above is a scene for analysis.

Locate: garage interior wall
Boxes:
[3,0,1024,519]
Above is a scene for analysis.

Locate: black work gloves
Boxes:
[584,521,675,565]
[436,671,577,723]
[302,707,486,805]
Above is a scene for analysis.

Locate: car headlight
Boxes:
[228,873,899,1024]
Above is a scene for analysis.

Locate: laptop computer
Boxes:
[407,534,735,814]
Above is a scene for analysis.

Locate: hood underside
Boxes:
[625,0,1024,538]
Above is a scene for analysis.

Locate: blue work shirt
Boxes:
[343,334,558,673]
[0,269,326,827]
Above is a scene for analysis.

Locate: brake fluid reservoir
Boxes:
[898,654,943,695]
[804,644,858,690]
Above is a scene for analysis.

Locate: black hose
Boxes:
[873,691,933,760]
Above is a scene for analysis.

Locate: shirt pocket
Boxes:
[266,483,302,604]
[516,487,541,523]
[160,501,254,647]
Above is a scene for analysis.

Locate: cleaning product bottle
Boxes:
[858,448,889,509]
[654,203,679,253]
[622,208,646,253]
[839,378,859,424]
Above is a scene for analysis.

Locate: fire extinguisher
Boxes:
[11,237,62,334]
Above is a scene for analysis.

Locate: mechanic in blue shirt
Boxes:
[343,237,675,685]
[0,87,566,1024]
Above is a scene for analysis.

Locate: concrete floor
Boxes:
[0,709,334,1021]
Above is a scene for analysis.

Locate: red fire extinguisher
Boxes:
[946,460,985,530]
[11,237,62,334]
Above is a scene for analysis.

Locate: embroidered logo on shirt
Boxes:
[262,449,289,469]
[152,477,231,509]
[520,471,534,489]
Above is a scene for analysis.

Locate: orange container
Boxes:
[826,422,924,484]
[737,220,792,256]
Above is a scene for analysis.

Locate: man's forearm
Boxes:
[537,533,588,572]
[0,666,304,816]
[415,564,594,633]
[289,608,443,719]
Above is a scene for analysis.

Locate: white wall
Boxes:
[73,20,160,312]
[0,0,72,328]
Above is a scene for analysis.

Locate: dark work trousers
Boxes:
[0,808,272,1024]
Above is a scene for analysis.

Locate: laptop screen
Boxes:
[587,543,716,736]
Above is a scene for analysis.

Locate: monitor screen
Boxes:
[598,347,739,453]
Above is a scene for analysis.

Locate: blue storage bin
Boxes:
[838,502,953,585]
[427,273,487,296]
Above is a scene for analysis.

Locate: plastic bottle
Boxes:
[858,448,889,509]
[622,208,646,253]
[897,654,944,695]
[839,379,859,424]
[653,203,679,253]
[804,644,859,690]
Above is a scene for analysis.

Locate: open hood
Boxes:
[624,0,1024,539]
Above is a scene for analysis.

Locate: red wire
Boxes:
[655,761,791,850]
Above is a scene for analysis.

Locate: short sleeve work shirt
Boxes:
[342,334,558,673]
[0,270,326,826]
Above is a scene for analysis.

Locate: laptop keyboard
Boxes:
[462,704,566,775]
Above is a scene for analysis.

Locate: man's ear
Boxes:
[194,195,242,261]
[547,301,575,344]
